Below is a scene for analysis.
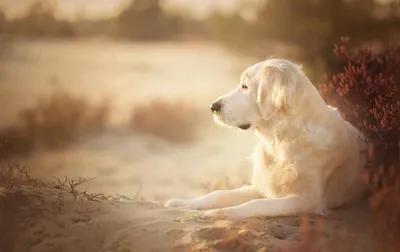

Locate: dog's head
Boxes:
[210,59,302,130]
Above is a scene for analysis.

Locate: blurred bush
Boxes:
[319,38,400,252]
[129,99,204,144]
[1,0,399,75]
[0,92,206,157]
[3,1,76,37]
[114,0,182,41]
[207,0,400,82]
[0,0,186,40]
[0,90,111,156]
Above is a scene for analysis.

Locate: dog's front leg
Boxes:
[204,194,321,219]
[164,186,262,210]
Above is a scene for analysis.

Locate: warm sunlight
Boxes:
[1,0,399,251]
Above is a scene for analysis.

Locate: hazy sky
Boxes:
[0,0,237,20]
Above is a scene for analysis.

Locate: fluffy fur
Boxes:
[165,59,367,218]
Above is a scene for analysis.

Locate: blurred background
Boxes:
[0,0,399,201]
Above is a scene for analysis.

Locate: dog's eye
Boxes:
[241,84,248,89]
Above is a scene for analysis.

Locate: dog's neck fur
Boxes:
[254,91,332,154]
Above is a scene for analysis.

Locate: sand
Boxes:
[1,185,373,252]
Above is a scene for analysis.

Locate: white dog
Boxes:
[165,58,367,218]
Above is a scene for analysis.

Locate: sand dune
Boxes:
[1,185,373,252]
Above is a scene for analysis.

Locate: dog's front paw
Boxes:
[204,208,226,217]
[164,199,207,210]
[164,199,188,208]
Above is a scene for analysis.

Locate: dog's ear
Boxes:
[257,65,295,120]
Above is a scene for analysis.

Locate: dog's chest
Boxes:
[251,146,296,198]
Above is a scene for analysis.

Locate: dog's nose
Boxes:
[210,100,222,113]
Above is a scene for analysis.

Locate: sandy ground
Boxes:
[1,185,373,252]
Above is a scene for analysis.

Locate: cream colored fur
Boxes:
[165,59,367,218]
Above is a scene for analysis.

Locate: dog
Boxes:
[165,58,367,218]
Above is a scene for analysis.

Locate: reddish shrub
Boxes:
[319,38,400,252]
[320,37,400,166]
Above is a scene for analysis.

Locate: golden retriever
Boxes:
[165,59,367,218]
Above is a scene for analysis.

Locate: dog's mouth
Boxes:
[237,124,251,130]
[212,115,251,130]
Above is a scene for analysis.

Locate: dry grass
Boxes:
[129,99,205,144]
[0,157,143,251]
[0,155,143,203]
[0,157,44,188]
